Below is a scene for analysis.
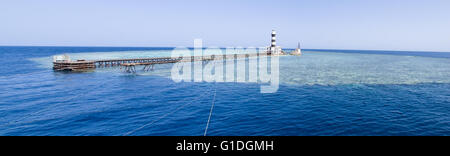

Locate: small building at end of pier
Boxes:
[53,55,96,71]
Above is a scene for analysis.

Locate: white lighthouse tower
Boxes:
[271,30,277,50]
[267,30,284,55]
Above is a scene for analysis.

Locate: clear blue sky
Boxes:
[1,0,450,51]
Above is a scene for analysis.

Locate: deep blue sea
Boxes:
[1,46,449,136]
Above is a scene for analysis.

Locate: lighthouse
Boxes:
[267,30,285,55]
[291,42,302,56]
[271,30,277,50]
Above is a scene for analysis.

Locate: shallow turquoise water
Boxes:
[0,47,449,136]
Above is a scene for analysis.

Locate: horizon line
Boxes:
[0,45,449,53]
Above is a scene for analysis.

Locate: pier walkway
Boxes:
[53,53,269,72]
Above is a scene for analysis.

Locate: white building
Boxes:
[53,54,71,63]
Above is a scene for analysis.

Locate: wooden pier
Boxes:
[53,53,271,72]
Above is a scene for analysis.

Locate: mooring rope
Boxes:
[204,84,217,136]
